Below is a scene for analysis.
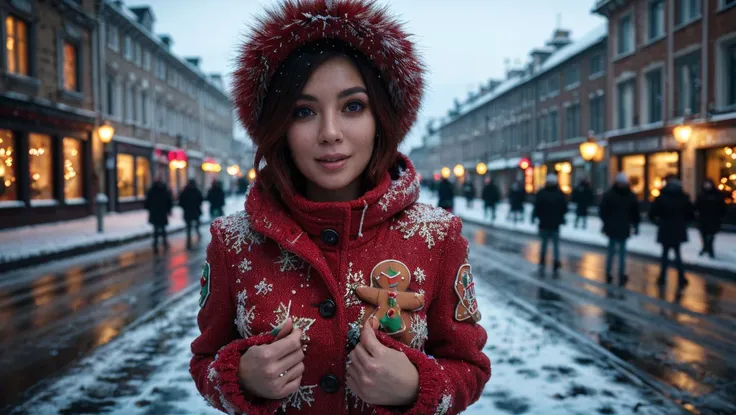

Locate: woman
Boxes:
[189,1,491,414]
[695,178,726,258]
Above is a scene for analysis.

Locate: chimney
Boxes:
[159,34,172,50]
[530,47,554,72]
[209,73,224,89]
[546,28,572,50]
[113,0,124,8]
[186,57,201,68]
[129,6,156,32]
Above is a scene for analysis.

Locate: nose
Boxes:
[318,111,342,144]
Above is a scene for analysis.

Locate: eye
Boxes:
[293,107,315,119]
[344,101,365,113]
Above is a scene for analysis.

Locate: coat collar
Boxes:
[245,154,420,250]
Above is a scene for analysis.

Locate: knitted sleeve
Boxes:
[373,216,491,415]
[189,223,282,415]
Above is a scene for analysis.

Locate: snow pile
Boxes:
[418,192,736,273]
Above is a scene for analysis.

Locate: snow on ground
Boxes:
[418,190,736,273]
[0,197,246,265]
[17,278,671,414]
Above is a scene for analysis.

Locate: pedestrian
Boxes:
[572,178,594,229]
[144,177,173,254]
[463,179,475,208]
[694,178,726,258]
[648,175,695,286]
[482,177,500,221]
[206,180,226,219]
[179,178,204,250]
[532,174,568,275]
[599,172,640,286]
[508,182,526,224]
[190,2,490,415]
[437,177,455,213]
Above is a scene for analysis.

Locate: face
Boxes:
[286,56,376,202]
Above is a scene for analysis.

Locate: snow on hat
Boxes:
[615,172,628,184]
[546,174,558,185]
[232,0,425,142]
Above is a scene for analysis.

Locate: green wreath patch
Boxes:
[199,262,211,308]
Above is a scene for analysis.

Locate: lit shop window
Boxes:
[63,138,83,200]
[136,157,151,197]
[706,147,736,204]
[554,162,572,194]
[29,134,53,200]
[63,42,79,91]
[5,15,29,76]
[622,155,645,200]
[648,152,679,201]
[117,154,135,198]
[0,129,18,201]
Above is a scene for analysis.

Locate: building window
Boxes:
[554,162,573,194]
[134,42,142,66]
[117,154,135,199]
[548,76,559,97]
[548,110,558,143]
[123,35,132,60]
[105,77,115,116]
[617,14,634,56]
[136,157,150,197]
[622,155,646,200]
[143,50,151,71]
[63,138,83,200]
[648,0,665,41]
[590,53,606,78]
[142,92,148,126]
[722,0,736,9]
[106,24,119,51]
[0,129,18,201]
[704,147,735,204]
[648,152,679,201]
[62,42,79,92]
[726,42,736,107]
[675,51,701,116]
[5,15,29,76]
[676,0,701,26]
[29,134,53,201]
[565,64,580,88]
[617,80,636,129]
[135,89,142,124]
[125,84,133,122]
[565,103,581,139]
[645,69,663,123]
[589,95,605,134]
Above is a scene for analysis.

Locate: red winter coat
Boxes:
[190,155,491,414]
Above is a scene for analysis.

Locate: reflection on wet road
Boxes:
[0,231,210,409]
[466,223,736,415]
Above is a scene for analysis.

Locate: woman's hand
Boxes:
[346,320,419,406]
[237,318,305,399]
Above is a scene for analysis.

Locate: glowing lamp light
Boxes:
[519,158,531,170]
[579,138,600,162]
[673,124,692,145]
[722,177,729,184]
[202,160,222,173]
[433,173,441,181]
[247,168,257,181]
[476,162,488,175]
[98,122,115,144]
[453,164,465,177]
[227,165,240,176]
[725,147,733,156]
[651,188,661,197]
[440,167,451,179]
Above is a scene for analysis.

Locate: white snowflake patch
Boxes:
[391,203,453,249]
[271,301,315,342]
[409,313,428,350]
[254,278,273,295]
[414,267,427,285]
[275,246,305,272]
[377,169,420,212]
[237,257,252,273]
[344,262,366,307]
[234,289,256,339]
[434,393,453,415]
[280,384,317,411]
[217,211,265,254]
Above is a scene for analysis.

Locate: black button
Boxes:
[321,228,339,246]
[319,299,336,318]
[320,374,340,393]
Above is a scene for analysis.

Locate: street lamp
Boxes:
[440,166,451,179]
[247,168,257,181]
[453,164,465,178]
[476,162,488,175]
[579,134,601,162]
[227,164,240,176]
[673,124,693,145]
[95,121,115,234]
[97,122,115,144]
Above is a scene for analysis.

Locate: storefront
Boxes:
[610,135,681,204]
[695,128,736,229]
[152,145,188,198]
[106,137,153,212]
[0,99,94,229]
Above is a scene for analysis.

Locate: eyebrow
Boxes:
[298,86,368,102]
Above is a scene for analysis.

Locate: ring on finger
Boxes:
[279,369,288,378]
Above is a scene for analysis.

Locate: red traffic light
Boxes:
[519,158,531,170]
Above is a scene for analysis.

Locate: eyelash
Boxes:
[292,100,366,119]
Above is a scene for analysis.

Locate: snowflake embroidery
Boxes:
[234,289,256,339]
[217,211,265,254]
[254,278,273,295]
[207,360,239,415]
[346,385,371,411]
[238,257,252,273]
[275,246,304,272]
[347,307,366,349]
[434,394,453,415]
[409,313,428,350]
[280,384,317,411]
[391,203,453,249]
[418,288,426,296]
[414,267,427,285]
[377,169,420,212]
[204,394,218,409]
[272,301,315,342]
[344,262,366,307]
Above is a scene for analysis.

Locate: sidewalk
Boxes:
[418,190,736,274]
[0,196,246,272]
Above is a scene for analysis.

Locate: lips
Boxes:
[316,154,350,162]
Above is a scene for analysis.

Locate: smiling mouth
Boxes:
[316,155,350,162]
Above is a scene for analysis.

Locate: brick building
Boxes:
[594,0,736,226]
[0,0,97,229]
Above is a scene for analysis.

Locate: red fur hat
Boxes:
[232,0,425,142]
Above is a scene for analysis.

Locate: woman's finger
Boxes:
[273,347,305,375]
[280,375,303,398]
[346,373,365,400]
[351,343,372,373]
[280,361,305,386]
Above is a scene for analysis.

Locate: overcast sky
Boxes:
[142,0,605,152]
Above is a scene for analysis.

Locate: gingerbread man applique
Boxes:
[454,264,481,322]
[355,259,425,346]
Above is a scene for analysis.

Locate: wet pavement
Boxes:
[464,222,736,415]
[0,230,211,410]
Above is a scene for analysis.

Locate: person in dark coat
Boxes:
[572,178,594,229]
[482,177,501,221]
[206,180,226,218]
[179,179,204,249]
[437,178,455,213]
[463,180,476,208]
[599,172,640,285]
[695,178,726,258]
[508,182,526,224]
[144,179,174,254]
[649,175,695,285]
[532,174,568,275]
